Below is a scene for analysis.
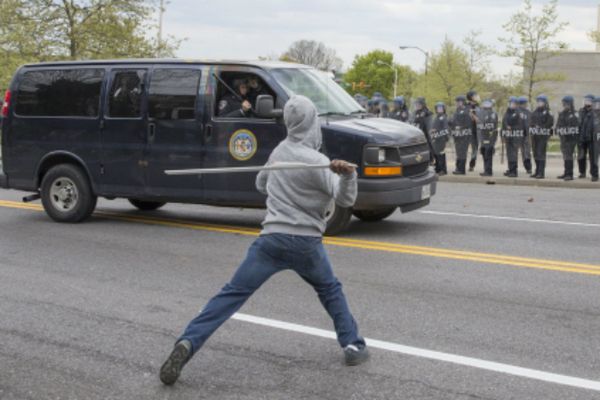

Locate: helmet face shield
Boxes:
[435,105,444,114]
[536,100,546,108]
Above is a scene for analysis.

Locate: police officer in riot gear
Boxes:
[578,94,596,179]
[429,102,450,175]
[518,96,533,174]
[476,99,498,176]
[451,95,472,175]
[379,100,390,118]
[411,97,432,133]
[218,79,252,118]
[411,97,434,159]
[390,96,409,122]
[501,96,527,177]
[593,97,600,182]
[556,96,579,181]
[466,90,480,171]
[529,95,554,179]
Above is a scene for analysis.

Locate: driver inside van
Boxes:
[247,75,269,107]
[218,79,252,118]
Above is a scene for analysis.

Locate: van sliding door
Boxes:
[144,66,203,199]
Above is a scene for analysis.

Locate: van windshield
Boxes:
[271,68,364,116]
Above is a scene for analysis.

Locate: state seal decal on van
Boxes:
[229,129,257,161]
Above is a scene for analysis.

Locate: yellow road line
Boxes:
[1,199,599,276]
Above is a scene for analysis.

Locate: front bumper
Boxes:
[354,168,437,211]
[0,172,7,189]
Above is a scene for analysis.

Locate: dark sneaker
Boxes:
[579,174,586,179]
[160,340,192,385]
[592,176,599,182]
[344,344,369,366]
[564,175,574,181]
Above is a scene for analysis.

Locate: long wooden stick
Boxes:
[165,162,358,176]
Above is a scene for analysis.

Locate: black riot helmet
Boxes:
[466,90,480,104]
[435,101,446,114]
[562,95,574,110]
[455,95,466,107]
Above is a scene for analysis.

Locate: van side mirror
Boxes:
[255,95,283,118]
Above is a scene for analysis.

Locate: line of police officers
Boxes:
[358,92,599,182]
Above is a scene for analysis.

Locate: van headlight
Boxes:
[364,147,387,164]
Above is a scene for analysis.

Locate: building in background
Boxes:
[530,5,600,110]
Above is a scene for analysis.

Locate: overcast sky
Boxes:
[160,0,599,76]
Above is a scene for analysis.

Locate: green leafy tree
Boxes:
[499,0,568,102]
[412,38,470,106]
[344,50,415,99]
[0,0,182,88]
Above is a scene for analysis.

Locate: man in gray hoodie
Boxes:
[160,95,369,386]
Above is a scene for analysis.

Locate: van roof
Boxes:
[21,58,311,70]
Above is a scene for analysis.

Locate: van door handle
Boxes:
[148,122,156,142]
[205,124,213,141]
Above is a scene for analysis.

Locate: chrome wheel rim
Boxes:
[49,177,79,212]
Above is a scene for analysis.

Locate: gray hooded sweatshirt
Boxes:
[256,95,357,237]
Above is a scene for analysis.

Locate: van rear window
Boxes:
[15,69,104,117]
[149,69,200,120]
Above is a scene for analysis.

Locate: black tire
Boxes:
[324,204,353,236]
[40,164,97,223]
[353,207,397,222]
[128,199,166,211]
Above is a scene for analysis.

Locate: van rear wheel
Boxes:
[324,202,352,236]
[128,199,166,211]
[353,207,397,222]
[40,164,97,222]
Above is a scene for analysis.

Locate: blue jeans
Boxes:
[178,233,365,354]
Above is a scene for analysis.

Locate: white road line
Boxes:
[232,312,600,392]
[419,210,600,228]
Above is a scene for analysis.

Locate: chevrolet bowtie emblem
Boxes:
[415,153,423,162]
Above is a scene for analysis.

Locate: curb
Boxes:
[438,175,600,189]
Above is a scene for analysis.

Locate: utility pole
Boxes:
[158,0,165,56]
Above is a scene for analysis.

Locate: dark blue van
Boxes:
[0,59,436,234]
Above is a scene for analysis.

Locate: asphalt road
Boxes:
[1,182,599,399]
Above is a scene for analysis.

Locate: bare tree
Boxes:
[499,0,568,101]
[463,30,494,91]
[281,40,343,71]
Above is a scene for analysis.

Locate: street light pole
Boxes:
[376,60,398,98]
[398,46,429,75]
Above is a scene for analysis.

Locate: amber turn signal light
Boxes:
[364,166,402,176]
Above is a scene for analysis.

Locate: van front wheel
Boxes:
[324,202,352,236]
[128,199,166,211]
[40,164,97,222]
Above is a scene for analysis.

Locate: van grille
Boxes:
[403,162,429,177]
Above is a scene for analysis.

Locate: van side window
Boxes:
[108,70,146,118]
[15,69,104,117]
[149,69,200,120]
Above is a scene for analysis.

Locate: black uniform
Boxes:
[451,105,472,174]
[520,106,532,173]
[390,105,409,122]
[429,108,450,174]
[578,105,597,179]
[594,104,600,181]
[218,93,251,118]
[467,101,479,170]
[411,107,434,159]
[501,107,527,177]
[555,104,579,180]
[529,106,554,178]
[476,106,498,176]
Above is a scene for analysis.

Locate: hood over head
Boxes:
[283,95,322,150]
